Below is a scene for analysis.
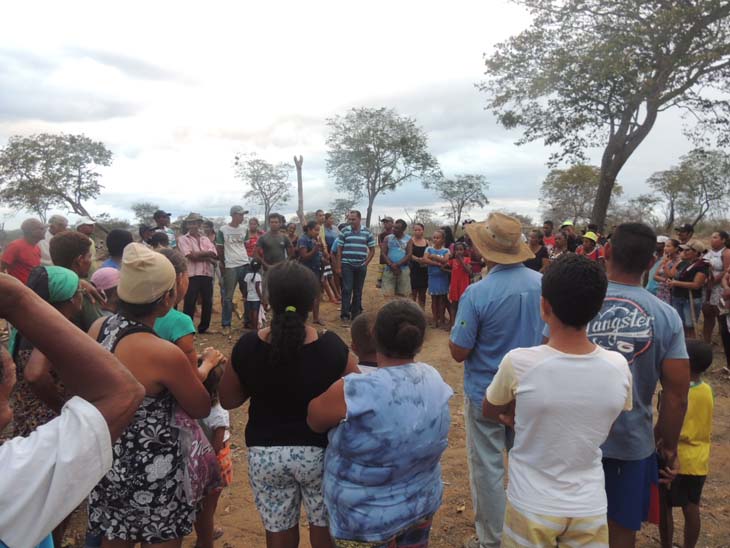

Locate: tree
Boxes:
[131,202,160,226]
[0,133,112,222]
[234,154,292,228]
[326,107,440,226]
[404,208,439,227]
[650,149,730,229]
[480,0,730,230]
[95,213,133,232]
[294,155,305,230]
[607,194,662,229]
[499,210,534,229]
[428,174,489,233]
[329,197,357,222]
[540,165,623,225]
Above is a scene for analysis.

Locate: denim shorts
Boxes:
[672,297,702,328]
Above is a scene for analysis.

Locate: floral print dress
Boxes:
[87,314,196,542]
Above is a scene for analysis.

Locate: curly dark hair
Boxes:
[266,261,319,367]
[542,254,607,328]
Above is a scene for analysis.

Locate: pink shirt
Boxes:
[177,233,217,277]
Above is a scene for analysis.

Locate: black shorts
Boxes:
[245,300,261,316]
[668,474,706,507]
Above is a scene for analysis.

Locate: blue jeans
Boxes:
[672,296,702,329]
[222,265,250,327]
[340,263,367,320]
[465,398,507,548]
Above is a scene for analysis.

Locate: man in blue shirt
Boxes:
[335,210,376,326]
[381,219,413,297]
[450,212,543,548]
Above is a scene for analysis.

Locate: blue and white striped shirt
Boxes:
[337,226,376,267]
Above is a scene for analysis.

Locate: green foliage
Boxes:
[427,174,489,233]
[326,107,440,226]
[540,164,622,224]
[234,154,292,228]
[329,197,358,222]
[0,133,112,222]
[131,201,160,226]
[498,210,534,229]
[648,149,730,229]
[480,0,730,229]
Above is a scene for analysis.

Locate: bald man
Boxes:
[39,214,69,266]
[1,219,45,284]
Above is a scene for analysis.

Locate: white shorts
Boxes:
[248,446,328,532]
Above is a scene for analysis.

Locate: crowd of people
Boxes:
[0,207,717,548]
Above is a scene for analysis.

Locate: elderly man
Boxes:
[75,217,97,266]
[449,212,544,548]
[216,205,250,335]
[178,213,218,334]
[1,219,45,284]
[39,215,68,266]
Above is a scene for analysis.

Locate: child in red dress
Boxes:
[448,242,472,328]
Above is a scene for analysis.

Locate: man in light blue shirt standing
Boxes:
[450,212,544,548]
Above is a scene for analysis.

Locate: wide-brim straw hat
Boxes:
[465,212,534,265]
[184,212,204,223]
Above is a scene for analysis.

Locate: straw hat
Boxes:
[465,212,534,265]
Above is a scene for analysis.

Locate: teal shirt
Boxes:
[154,308,196,343]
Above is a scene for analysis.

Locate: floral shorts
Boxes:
[248,446,328,532]
[333,515,434,548]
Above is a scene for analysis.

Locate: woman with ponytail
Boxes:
[308,299,453,547]
[220,261,359,548]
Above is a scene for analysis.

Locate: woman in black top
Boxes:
[409,223,429,309]
[523,229,550,272]
[220,261,358,548]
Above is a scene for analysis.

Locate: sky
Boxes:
[0,0,698,229]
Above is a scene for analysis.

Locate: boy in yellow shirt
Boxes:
[660,339,714,548]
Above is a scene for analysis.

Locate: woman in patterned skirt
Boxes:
[87,243,221,547]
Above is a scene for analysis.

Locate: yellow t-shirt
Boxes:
[678,381,714,476]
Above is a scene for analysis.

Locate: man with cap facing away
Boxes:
[675,223,694,245]
[216,205,250,335]
[177,213,218,334]
[449,212,544,548]
[153,209,177,248]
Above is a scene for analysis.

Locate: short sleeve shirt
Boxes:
[547,282,688,460]
[487,346,632,516]
[450,264,544,404]
[154,308,196,343]
[1,239,41,284]
[337,227,376,267]
[216,224,250,268]
[243,272,262,301]
[256,232,290,266]
[384,234,411,270]
[673,260,710,300]
[0,397,112,548]
[298,235,322,271]
[177,233,217,277]
[678,381,713,475]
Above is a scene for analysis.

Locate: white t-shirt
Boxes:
[38,229,54,266]
[200,403,231,443]
[0,397,112,547]
[217,224,250,268]
[486,345,632,517]
[244,272,262,301]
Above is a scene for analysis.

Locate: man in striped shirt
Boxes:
[334,210,376,327]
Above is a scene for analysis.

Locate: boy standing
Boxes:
[660,339,714,548]
[243,261,263,330]
[485,254,633,547]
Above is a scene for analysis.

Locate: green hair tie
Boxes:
[285,306,297,313]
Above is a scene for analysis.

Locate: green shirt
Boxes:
[79,294,103,332]
[154,308,196,343]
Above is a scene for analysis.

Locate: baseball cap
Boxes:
[560,220,574,228]
[675,223,694,233]
[583,231,598,243]
[381,216,394,223]
[656,235,669,244]
[74,217,95,229]
[153,210,172,219]
[679,240,706,254]
[230,205,249,216]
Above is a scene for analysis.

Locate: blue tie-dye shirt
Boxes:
[323,363,453,542]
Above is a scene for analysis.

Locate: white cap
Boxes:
[75,217,95,229]
[656,235,670,244]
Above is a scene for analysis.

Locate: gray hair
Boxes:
[48,215,68,226]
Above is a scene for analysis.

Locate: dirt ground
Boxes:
[70,263,730,547]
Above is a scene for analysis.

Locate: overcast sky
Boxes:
[0,0,696,229]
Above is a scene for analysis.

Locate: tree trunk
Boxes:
[592,168,617,231]
[664,200,675,231]
[365,199,374,229]
[294,156,304,229]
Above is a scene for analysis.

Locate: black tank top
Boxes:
[232,330,349,447]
